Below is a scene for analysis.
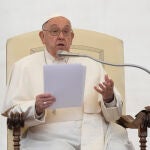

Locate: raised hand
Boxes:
[94,74,114,103]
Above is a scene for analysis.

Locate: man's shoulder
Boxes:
[15,51,44,66]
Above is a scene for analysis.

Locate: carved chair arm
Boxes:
[7,106,150,150]
[117,106,150,150]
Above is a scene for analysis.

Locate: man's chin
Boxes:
[56,48,69,51]
[56,46,67,50]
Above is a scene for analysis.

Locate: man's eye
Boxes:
[63,29,71,34]
[63,30,69,33]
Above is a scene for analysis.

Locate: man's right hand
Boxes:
[35,93,56,115]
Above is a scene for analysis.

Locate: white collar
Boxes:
[44,49,69,64]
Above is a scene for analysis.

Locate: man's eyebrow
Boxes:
[42,22,57,29]
[45,24,71,30]
[63,25,71,28]
[49,24,58,28]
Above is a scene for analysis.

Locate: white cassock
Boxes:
[2,50,135,150]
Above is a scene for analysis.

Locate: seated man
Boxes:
[2,16,134,150]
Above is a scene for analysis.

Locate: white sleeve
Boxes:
[100,87,123,122]
[104,98,117,107]
[98,65,123,122]
[2,62,46,127]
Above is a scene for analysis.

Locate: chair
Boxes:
[3,29,150,150]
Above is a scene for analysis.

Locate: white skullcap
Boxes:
[41,13,70,25]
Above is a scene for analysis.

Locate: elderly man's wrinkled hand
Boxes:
[35,93,56,115]
[94,74,114,103]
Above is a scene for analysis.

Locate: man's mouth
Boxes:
[57,43,65,46]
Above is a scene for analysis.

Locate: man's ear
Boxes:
[39,31,45,44]
[71,32,74,40]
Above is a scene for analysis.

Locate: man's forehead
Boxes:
[44,16,71,28]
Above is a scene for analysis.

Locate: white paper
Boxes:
[43,64,86,109]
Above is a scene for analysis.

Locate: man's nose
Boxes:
[58,31,65,39]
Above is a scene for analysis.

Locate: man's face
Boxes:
[39,16,74,57]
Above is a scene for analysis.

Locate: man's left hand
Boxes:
[94,74,114,103]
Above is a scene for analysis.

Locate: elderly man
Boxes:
[2,16,134,150]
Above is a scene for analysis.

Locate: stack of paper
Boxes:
[43,64,86,109]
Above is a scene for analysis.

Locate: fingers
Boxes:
[94,74,114,100]
[104,74,114,88]
[37,93,53,99]
[98,74,114,92]
[36,93,56,103]
[94,85,103,94]
[42,100,55,109]
[94,82,112,95]
[35,93,56,115]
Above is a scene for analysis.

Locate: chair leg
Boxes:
[13,127,21,150]
[7,112,24,150]
[138,125,147,150]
